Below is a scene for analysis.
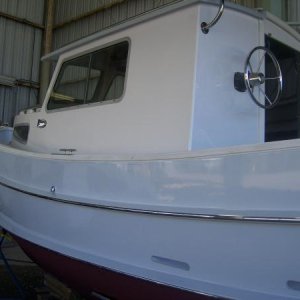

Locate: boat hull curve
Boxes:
[1,142,300,299]
[12,233,216,300]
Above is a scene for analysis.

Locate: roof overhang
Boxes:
[42,0,268,62]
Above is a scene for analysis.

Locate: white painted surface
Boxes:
[191,6,263,149]
[1,140,300,299]
[11,4,300,155]
[0,127,13,145]
[2,2,300,299]
[17,6,199,154]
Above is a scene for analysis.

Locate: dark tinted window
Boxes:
[47,41,129,110]
[13,125,29,143]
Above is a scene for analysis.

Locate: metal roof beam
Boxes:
[0,11,44,30]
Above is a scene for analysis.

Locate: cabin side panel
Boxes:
[25,6,199,154]
[191,6,263,150]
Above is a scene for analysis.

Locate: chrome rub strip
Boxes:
[1,181,300,224]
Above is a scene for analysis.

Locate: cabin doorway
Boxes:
[265,36,300,142]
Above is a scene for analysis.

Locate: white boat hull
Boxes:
[1,141,300,299]
[0,126,13,145]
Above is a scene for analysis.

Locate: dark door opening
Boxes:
[265,36,300,142]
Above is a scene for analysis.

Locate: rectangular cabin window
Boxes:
[47,41,129,110]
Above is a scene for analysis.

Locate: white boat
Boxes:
[1,0,300,299]
[0,125,13,145]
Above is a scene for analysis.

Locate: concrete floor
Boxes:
[0,236,33,266]
[0,234,84,299]
[0,234,45,299]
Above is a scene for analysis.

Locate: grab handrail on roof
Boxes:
[201,0,224,34]
[42,0,265,62]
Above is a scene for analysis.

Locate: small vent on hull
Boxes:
[151,255,190,271]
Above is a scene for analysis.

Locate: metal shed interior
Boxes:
[0,0,299,126]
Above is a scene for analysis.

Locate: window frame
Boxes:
[46,38,130,113]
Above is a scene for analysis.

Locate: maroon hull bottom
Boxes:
[11,234,221,300]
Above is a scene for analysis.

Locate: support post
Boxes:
[39,0,55,104]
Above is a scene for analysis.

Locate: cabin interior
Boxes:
[265,36,300,141]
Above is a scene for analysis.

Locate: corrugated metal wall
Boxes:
[230,0,300,32]
[53,0,300,50]
[53,0,180,50]
[52,0,263,50]
[230,0,261,7]
[285,0,300,33]
[0,0,44,125]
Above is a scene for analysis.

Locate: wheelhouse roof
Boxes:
[42,0,268,62]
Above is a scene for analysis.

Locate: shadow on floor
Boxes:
[0,236,84,300]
